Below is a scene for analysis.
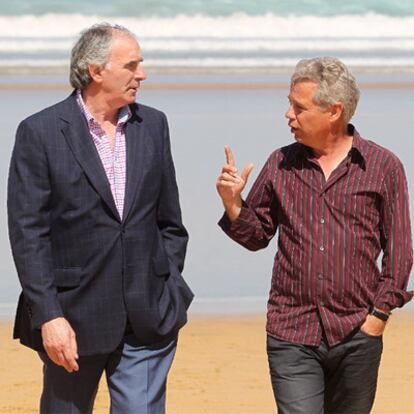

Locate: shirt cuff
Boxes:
[374,287,414,312]
[218,200,255,234]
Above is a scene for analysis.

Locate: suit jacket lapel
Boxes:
[59,93,121,221]
[122,110,147,222]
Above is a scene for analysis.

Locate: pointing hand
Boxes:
[216,146,253,221]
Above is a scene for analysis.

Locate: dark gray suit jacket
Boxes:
[8,92,193,355]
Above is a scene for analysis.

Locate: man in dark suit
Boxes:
[8,23,193,414]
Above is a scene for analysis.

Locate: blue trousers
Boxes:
[39,333,177,414]
[267,329,383,414]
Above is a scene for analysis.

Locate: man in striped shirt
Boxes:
[217,57,412,414]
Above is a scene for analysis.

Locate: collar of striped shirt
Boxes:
[301,124,366,169]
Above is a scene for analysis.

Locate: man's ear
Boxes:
[88,64,104,83]
[329,102,344,123]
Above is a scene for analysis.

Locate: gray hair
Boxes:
[70,22,136,90]
[291,57,360,124]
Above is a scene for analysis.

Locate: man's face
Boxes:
[98,34,146,108]
[285,81,331,147]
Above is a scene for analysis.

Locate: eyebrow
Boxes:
[124,58,144,66]
[288,95,306,107]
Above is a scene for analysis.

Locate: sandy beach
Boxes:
[1,312,413,414]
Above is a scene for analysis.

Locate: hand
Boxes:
[41,317,79,373]
[216,146,253,221]
[360,314,386,337]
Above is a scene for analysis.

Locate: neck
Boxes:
[310,124,354,182]
[81,88,119,125]
[311,124,352,160]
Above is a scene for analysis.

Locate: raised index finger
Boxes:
[224,145,235,167]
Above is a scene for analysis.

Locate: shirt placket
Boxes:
[315,157,352,343]
[305,158,327,313]
[317,175,327,312]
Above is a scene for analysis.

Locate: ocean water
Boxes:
[1,0,413,17]
[1,0,414,72]
[1,0,414,315]
[1,72,414,315]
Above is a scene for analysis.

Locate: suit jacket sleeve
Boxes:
[8,119,63,329]
[156,113,188,272]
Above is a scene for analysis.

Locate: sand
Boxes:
[1,312,413,414]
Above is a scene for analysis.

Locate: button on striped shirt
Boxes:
[76,90,131,219]
[219,126,413,347]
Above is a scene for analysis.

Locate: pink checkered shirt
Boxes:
[76,90,131,219]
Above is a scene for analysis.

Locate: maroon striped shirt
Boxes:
[219,126,413,346]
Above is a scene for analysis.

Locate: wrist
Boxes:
[224,199,242,222]
[370,307,391,322]
[41,316,65,329]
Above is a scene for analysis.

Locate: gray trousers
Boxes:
[267,330,383,414]
[39,334,177,414]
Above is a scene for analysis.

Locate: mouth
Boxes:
[128,84,139,92]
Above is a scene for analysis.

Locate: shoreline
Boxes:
[3,81,414,91]
[2,300,413,320]
[1,312,414,413]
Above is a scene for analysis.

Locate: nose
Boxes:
[285,104,295,120]
[135,63,147,81]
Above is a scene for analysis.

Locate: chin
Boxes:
[123,95,136,105]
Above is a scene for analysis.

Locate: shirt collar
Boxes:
[348,124,366,158]
[301,124,366,169]
[347,124,367,169]
[75,89,132,126]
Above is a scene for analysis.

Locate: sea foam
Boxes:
[1,13,414,71]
